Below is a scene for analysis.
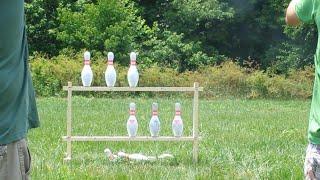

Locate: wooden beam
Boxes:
[62,136,201,142]
[63,86,204,92]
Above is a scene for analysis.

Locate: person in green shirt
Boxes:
[286,0,320,179]
[0,0,40,179]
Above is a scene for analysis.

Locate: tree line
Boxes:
[25,0,317,73]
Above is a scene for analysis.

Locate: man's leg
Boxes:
[304,143,320,179]
[0,144,8,179]
[0,139,31,180]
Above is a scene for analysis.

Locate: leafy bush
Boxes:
[247,71,269,98]
[57,0,154,64]
[25,0,61,55]
[140,30,221,72]
[29,54,314,99]
[57,0,219,72]
[264,42,315,74]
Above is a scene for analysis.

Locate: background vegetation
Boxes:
[30,54,314,99]
[25,0,317,98]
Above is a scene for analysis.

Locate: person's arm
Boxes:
[286,0,301,26]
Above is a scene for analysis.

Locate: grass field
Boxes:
[28,96,309,179]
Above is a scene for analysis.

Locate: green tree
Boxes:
[262,0,317,73]
[25,0,61,55]
[135,0,234,58]
[57,0,218,71]
[57,0,153,64]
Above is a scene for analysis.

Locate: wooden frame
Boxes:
[62,82,203,163]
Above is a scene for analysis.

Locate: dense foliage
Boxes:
[25,0,317,73]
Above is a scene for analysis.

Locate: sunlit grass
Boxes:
[29,97,309,179]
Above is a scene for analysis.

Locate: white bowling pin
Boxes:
[127,52,139,87]
[149,103,160,137]
[117,152,156,161]
[104,148,119,162]
[105,52,117,87]
[127,103,138,137]
[172,103,183,137]
[81,51,93,87]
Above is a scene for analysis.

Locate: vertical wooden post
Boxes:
[65,81,72,161]
[192,82,199,163]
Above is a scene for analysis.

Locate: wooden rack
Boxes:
[62,82,203,163]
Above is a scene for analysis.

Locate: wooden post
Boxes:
[65,81,72,161]
[192,82,199,163]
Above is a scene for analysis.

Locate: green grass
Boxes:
[28,96,309,179]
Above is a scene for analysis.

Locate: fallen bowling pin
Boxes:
[104,148,119,162]
[81,51,93,86]
[104,148,173,162]
[117,151,156,161]
[158,153,174,159]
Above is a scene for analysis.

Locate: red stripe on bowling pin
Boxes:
[152,111,158,116]
[130,110,136,115]
[84,60,90,65]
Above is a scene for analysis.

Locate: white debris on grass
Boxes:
[104,148,119,162]
[158,153,174,159]
[104,148,174,162]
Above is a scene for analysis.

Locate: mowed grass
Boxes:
[28,96,309,179]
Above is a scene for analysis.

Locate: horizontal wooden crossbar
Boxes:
[62,136,201,142]
[62,86,203,92]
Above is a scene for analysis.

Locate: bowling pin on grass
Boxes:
[81,51,93,87]
[105,52,117,87]
[172,103,183,137]
[149,103,160,137]
[127,52,139,87]
[117,151,156,161]
[127,103,138,137]
[104,148,119,162]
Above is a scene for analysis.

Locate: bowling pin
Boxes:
[105,52,117,87]
[81,51,93,87]
[172,103,183,137]
[117,151,156,161]
[127,52,139,87]
[127,103,138,137]
[104,148,119,162]
[149,103,160,137]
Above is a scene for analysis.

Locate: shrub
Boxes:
[247,71,269,99]
[29,55,314,99]
[57,0,156,65]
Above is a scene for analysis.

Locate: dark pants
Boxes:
[0,139,31,180]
